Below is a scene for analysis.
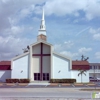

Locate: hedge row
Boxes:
[6,79,30,83]
[50,79,76,83]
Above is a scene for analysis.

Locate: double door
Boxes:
[34,73,49,81]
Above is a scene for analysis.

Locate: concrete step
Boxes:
[30,81,49,83]
[28,82,50,85]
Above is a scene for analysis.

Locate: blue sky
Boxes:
[0,0,100,63]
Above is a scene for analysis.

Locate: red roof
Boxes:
[0,61,11,70]
[72,61,89,65]
[0,61,11,65]
[72,60,89,70]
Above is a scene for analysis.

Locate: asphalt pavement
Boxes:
[0,88,94,99]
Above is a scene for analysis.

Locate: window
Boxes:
[34,73,40,80]
[43,73,49,81]
[90,66,92,69]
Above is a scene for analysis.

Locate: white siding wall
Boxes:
[71,70,89,83]
[53,54,71,79]
[12,54,29,79]
[0,71,11,82]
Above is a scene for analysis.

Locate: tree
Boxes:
[78,69,86,83]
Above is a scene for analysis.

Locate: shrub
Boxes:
[19,79,30,83]
[6,79,19,83]
[6,79,30,83]
[50,79,76,83]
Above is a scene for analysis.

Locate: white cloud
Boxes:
[54,41,74,52]
[0,36,33,60]
[43,0,100,20]
[44,0,87,16]
[11,26,24,35]
[93,33,100,41]
[64,41,74,48]
[84,0,100,20]
[89,28,96,34]
[78,47,92,54]
[33,17,40,22]
[89,28,100,40]
[60,51,78,59]
[95,52,100,59]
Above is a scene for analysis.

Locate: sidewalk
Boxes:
[0,82,96,87]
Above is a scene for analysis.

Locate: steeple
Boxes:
[37,8,47,41]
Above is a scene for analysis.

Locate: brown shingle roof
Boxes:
[72,61,89,65]
[0,61,11,65]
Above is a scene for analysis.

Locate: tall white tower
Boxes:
[37,8,47,41]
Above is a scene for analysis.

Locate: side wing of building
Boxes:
[71,61,90,83]
[52,52,72,79]
[11,52,29,79]
[0,61,11,82]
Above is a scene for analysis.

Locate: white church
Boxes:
[2,9,90,83]
[11,9,89,83]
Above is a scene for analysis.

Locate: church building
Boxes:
[0,9,91,83]
[11,9,72,82]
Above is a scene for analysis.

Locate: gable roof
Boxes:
[72,60,89,65]
[72,60,90,70]
[0,61,11,65]
[12,52,29,61]
[30,40,53,47]
[53,52,71,61]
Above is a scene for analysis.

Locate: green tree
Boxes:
[78,69,86,83]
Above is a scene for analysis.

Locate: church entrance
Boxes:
[34,73,49,81]
[33,43,50,81]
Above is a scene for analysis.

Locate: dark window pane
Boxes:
[34,76,37,80]
[47,77,49,80]
[38,77,40,80]
[38,73,40,77]
[43,77,45,80]
[47,73,49,77]
[34,73,37,76]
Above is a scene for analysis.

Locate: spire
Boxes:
[42,8,44,21]
[37,8,47,41]
[38,8,46,35]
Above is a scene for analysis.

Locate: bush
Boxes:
[19,79,30,83]
[6,79,19,83]
[50,79,76,83]
[6,79,30,83]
